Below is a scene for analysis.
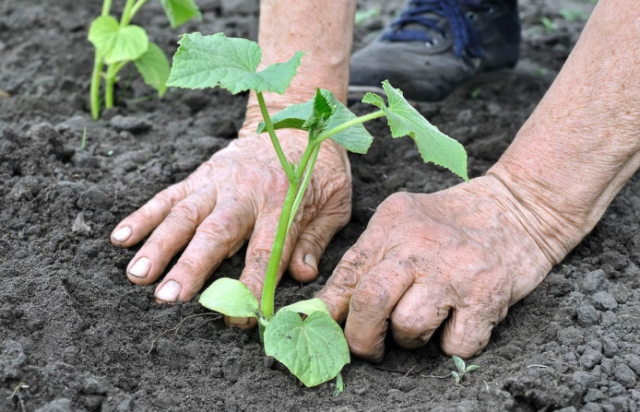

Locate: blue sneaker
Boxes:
[349,0,521,102]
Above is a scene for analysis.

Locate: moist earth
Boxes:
[1,0,639,411]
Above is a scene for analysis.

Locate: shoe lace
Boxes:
[382,0,487,58]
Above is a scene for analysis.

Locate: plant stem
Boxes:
[104,61,127,109]
[90,53,105,120]
[256,92,295,180]
[261,181,299,320]
[317,109,385,143]
[130,0,150,20]
[90,0,113,120]
[287,143,320,232]
[120,0,136,27]
[101,0,112,16]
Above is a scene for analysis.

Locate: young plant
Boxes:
[88,0,202,119]
[451,355,480,384]
[166,32,469,388]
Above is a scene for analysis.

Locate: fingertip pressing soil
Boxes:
[1,0,639,411]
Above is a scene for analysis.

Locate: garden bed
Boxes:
[2,0,639,411]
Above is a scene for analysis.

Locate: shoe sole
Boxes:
[347,68,517,106]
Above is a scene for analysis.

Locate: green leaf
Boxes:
[256,89,374,154]
[451,371,460,384]
[452,355,466,373]
[362,92,385,108]
[88,16,149,64]
[264,311,350,387]
[167,32,304,95]
[158,0,202,28]
[302,88,335,131]
[198,278,259,318]
[134,42,170,97]
[278,298,331,317]
[465,365,480,373]
[365,81,468,181]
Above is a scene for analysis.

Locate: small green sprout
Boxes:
[559,8,589,22]
[451,356,480,384]
[167,32,468,389]
[80,126,88,151]
[354,7,381,26]
[88,0,202,119]
[540,16,557,34]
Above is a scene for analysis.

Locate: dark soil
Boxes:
[2,0,639,411]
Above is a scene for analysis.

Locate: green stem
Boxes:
[316,109,385,143]
[261,181,299,320]
[90,53,104,120]
[287,143,320,233]
[256,92,295,180]
[129,0,150,20]
[104,61,127,109]
[120,0,136,27]
[90,0,113,120]
[101,0,113,16]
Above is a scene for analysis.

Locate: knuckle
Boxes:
[390,312,422,337]
[197,220,235,247]
[169,202,203,226]
[174,256,204,276]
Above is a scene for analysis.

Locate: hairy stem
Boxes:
[317,109,385,143]
[256,92,295,180]
[287,143,320,232]
[261,181,299,320]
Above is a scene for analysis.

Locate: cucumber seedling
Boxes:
[88,0,201,119]
[451,355,480,384]
[166,32,469,388]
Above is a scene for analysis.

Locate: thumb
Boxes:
[289,208,349,283]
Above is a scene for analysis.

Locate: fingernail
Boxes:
[112,226,132,242]
[156,280,182,302]
[304,254,318,272]
[228,317,249,326]
[128,257,151,278]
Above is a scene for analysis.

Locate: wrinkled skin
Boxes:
[317,176,556,362]
[111,127,351,326]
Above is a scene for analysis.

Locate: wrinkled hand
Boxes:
[318,175,560,361]
[111,126,351,321]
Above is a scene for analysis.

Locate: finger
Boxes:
[440,305,503,359]
[288,207,349,283]
[154,198,255,303]
[125,186,217,285]
[390,281,452,350]
[315,223,388,323]
[344,255,415,362]
[111,172,202,247]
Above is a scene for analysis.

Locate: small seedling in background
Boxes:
[167,32,468,389]
[470,87,482,99]
[451,356,480,384]
[535,67,548,76]
[559,8,588,22]
[80,126,88,151]
[355,6,381,26]
[540,16,557,34]
[88,0,202,119]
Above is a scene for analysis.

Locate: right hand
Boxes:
[110,125,352,326]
